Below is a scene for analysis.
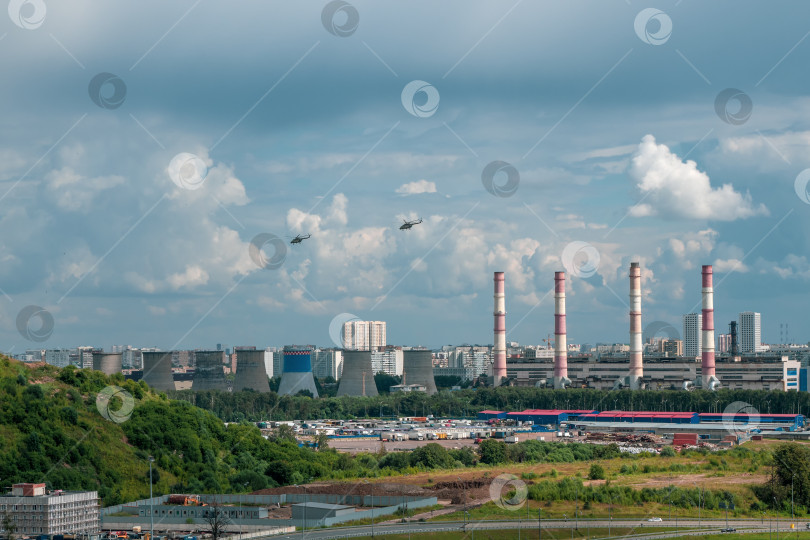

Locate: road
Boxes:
[268,518,806,540]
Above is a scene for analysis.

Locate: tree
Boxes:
[315,432,329,452]
[202,500,231,540]
[478,439,507,465]
[270,424,296,443]
[2,511,16,540]
[374,372,401,395]
[588,463,605,480]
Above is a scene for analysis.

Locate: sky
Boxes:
[3,0,810,352]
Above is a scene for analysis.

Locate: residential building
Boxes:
[342,321,386,351]
[683,313,702,358]
[740,311,765,353]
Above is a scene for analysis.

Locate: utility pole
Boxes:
[538,508,541,540]
[148,457,154,540]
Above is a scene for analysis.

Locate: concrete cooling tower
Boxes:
[337,351,378,397]
[92,352,122,376]
[233,349,271,393]
[278,348,319,397]
[141,351,175,392]
[191,351,229,392]
[402,350,437,395]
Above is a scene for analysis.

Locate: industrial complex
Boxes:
[15,264,809,396]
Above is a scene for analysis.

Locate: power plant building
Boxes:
[504,354,799,391]
[342,321,386,351]
[191,350,229,391]
[233,349,271,392]
[140,351,175,392]
[337,351,378,397]
[278,347,319,397]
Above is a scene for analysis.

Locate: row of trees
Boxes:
[169,386,809,423]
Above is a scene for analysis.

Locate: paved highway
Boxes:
[269,518,806,540]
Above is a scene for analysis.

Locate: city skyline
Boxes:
[3,2,810,352]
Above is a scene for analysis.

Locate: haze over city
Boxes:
[3,1,810,353]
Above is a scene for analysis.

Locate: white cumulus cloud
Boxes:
[396,179,437,196]
[628,135,768,221]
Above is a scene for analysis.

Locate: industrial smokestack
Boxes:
[553,271,570,389]
[493,272,507,387]
[701,265,720,390]
[628,262,643,389]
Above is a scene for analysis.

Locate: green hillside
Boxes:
[0,357,343,506]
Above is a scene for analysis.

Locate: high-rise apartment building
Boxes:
[739,311,764,353]
[371,347,403,376]
[342,321,386,351]
[683,313,702,358]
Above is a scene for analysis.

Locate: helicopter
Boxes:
[290,233,311,244]
[399,218,422,230]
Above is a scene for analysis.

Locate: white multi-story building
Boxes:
[0,483,99,536]
[443,346,490,381]
[342,321,386,351]
[372,347,403,376]
[683,313,702,358]
[312,349,343,379]
[740,311,765,353]
[44,349,70,368]
[264,349,274,378]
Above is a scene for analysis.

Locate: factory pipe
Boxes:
[554,271,570,389]
[701,265,720,390]
[493,272,507,387]
[628,262,643,389]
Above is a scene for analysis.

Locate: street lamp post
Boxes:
[148,457,154,540]
[608,493,613,539]
[575,484,579,531]
[240,481,248,540]
[774,497,779,540]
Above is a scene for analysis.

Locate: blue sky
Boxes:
[3,0,810,352]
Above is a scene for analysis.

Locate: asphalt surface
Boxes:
[269,518,806,540]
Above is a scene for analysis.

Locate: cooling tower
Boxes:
[337,351,378,397]
[403,350,437,395]
[233,349,271,393]
[141,351,175,392]
[191,350,229,392]
[92,352,122,376]
[278,348,319,397]
[553,272,571,389]
[493,272,507,387]
[701,265,721,391]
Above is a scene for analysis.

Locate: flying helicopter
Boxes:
[399,218,422,230]
[290,233,311,244]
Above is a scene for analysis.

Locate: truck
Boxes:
[505,435,519,444]
[408,432,424,441]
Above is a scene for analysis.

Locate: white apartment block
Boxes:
[312,349,343,379]
[342,321,387,351]
[683,313,702,358]
[372,348,403,376]
[740,311,766,353]
[44,349,71,368]
[0,484,99,536]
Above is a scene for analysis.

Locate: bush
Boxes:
[659,446,676,457]
[588,463,606,480]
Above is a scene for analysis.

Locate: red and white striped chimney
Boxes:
[629,262,643,389]
[701,265,718,389]
[554,271,569,389]
[493,272,507,386]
